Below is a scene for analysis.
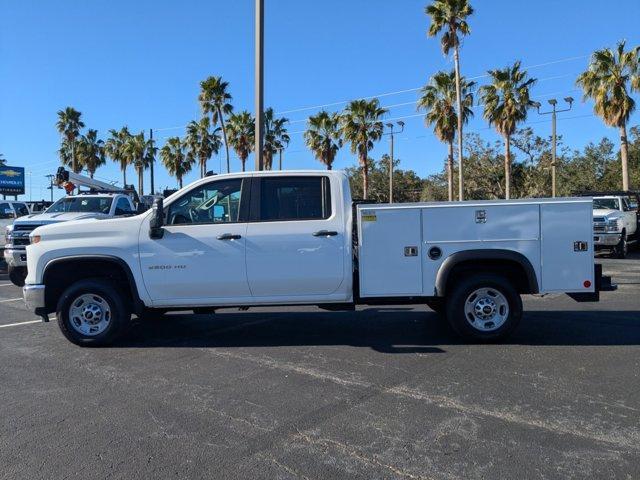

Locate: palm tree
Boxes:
[577,41,640,190]
[56,107,85,173]
[105,127,132,186]
[263,108,290,170]
[479,61,537,199]
[160,137,192,188]
[418,70,475,200]
[426,0,474,201]
[340,99,388,199]
[76,129,106,178]
[304,111,343,170]
[226,111,255,172]
[125,132,154,195]
[184,117,221,177]
[199,76,233,173]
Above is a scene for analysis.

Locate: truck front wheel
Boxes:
[446,274,522,342]
[56,279,130,347]
[8,266,27,287]
[613,233,627,259]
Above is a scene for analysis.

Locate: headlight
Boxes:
[30,234,41,244]
[605,219,621,232]
[5,225,13,243]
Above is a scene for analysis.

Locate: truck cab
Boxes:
[23,170,610,347]
[588,192,639,258]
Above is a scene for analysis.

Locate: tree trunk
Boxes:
[122,167,127,187]
[620,124,630,191]
[447,141,454,201]
[327,162,332,171]
[178,176,183,189]
[362,152,369,200]
[201,155,207,178]
[218,107,230,173]
[138,166,144,195]
[453,45,465,201]
[241,155,246,172]
[504,134,511,199]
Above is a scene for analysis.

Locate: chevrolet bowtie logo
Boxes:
[0,169,21,177]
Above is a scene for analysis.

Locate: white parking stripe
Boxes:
[0,283,16,287]
[0,320,41,328]
[0,298,22,303]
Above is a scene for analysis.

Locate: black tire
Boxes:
[613,233,627,259]
[56,278,130,347]
[8,266,26,287]
[445,274,522,343]
[425,298,446,316]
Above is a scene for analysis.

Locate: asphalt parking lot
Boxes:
[1,253,639,480]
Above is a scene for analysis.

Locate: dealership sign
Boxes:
[0,166,25,195]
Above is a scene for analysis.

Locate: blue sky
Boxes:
[1,0,639,200]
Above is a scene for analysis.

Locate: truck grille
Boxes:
[10,224,42,248]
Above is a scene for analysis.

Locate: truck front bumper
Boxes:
[4,247,27,268]
[593,232,622,247]
[23,284,48,321]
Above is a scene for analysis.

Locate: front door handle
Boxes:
[312,230,338,237]
[217,233,242,240]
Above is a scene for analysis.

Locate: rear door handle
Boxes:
[312,230,338,237]
[217,233,242,240]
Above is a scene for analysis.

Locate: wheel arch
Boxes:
[42,255,145,314]
[435,249,539,296]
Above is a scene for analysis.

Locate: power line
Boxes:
[151,53,590,133]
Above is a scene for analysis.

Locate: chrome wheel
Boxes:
[464,287,509,332]
[68,293,111,336]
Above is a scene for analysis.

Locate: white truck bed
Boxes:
[356,198,594,298]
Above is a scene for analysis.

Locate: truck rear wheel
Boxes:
[445,274,522,342]
[8,266,27,287]
[56,279,130,347]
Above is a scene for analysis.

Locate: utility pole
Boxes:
[28,172,32,201]
[254,0,264,171]
[45,174,55,202]
[383,121,404,203]
[533,97,573,197]
[149,128,155,194]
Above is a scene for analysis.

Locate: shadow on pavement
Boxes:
[113,306,640,351]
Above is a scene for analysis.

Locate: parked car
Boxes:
[23,170,613,347]
[0,200,30,269]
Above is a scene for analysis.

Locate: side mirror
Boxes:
[149,198,164,239]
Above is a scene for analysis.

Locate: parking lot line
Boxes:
[0,298,22,303]
[0,283,15,287]
[0,320,41,328]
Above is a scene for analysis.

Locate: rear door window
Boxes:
[257,176,331,222]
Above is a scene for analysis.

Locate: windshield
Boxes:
[593,198,620,210]
[46,196,113,214]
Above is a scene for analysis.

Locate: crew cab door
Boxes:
[138,177,251,304]
[244,175,345,298]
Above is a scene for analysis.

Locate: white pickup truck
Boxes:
[23,170,612,346]
[588,192,639,258]
[5,193,137,286]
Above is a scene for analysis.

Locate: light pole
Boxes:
[254,0,264,171]
[149,128,155,194]
[533,97,573,197]
[383,121,404,203]
[28,171,32,201]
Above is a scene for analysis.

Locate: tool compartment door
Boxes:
[358,207,423,297]
[540,201,594,292]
